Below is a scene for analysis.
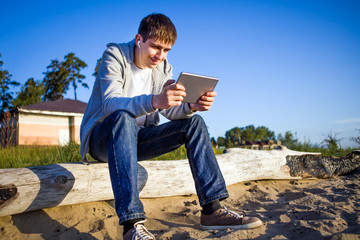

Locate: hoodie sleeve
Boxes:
[160,102,196,120]
[98,45,156,117]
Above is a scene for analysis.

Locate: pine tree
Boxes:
[12,78,45,108]
[63,52,88,101]
[0,53,20,115]
[43,53,88,101]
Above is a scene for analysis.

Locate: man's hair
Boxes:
[138,13,177,45]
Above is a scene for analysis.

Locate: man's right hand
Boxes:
[152,79,186,109]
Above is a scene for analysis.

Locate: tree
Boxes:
[63,53,88,100]
[350,129,360,147]
[93,58,102,77]
[0,53,20,115]
[223,125,277,147]
[217,136,225,147]
[322,132,342,154]
[225,138,234,148]
[225,127,242,146]
[241,125,256,142]
[210,137,217,147]
[255,125,275,141]
[43,59,66,101]
[278,131,298,149]
[43,53,88,101]
[12,78,45,108]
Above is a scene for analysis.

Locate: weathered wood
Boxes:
[286,150,360,178]
[0,163,147,217]
[0,148,358,217]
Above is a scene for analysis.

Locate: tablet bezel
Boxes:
[176,72,219,103]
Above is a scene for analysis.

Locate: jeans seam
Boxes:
[111,128,125,217]
[185,137,203,203]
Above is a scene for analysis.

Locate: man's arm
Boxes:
[99,45,155,117]
[152,79,187,110]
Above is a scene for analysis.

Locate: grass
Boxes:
[0,142,83,168]
[2,141,355,169]
[0,143,224,169]
[288,142,358,157]
[150,145,224,160]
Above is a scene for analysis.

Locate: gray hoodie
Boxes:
[80,39,195,162]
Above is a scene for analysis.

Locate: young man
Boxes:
[80,13,262,239]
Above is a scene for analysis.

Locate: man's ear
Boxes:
[135,33,142,43]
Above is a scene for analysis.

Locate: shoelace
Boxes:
[220,207,244,219]
[131,220,155,240]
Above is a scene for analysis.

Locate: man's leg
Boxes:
[138,114,262,230]
[89,110,145,224]
[137,114,229,206]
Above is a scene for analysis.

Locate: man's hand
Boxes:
[189,91,217,112]
[152,79,187,109]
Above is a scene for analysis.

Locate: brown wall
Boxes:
[16,112,82,146]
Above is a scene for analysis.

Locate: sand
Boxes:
[1,167,359,240]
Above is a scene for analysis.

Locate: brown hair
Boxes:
[138,13,177,45]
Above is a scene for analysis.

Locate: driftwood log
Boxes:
[286,150,360,178]
[0,148,359,217]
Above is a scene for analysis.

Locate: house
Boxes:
[0,99,87,146]
[239,140,282,150]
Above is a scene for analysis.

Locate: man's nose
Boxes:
[155,50,165,60]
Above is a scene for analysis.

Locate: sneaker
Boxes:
[200,207,262,230]
[123,220,155,240]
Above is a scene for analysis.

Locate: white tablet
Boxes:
[176,72,219,103]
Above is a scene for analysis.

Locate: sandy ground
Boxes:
[1,167,359,240]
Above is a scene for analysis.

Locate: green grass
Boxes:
[2,141,355,169]
[149,145,224,160]
[0,142,83,168]
[288,142,358,157]
[0,143,224,169]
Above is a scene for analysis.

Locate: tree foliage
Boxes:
[220,125,275,147]
[43,53,87,101]
[217,125,355,157]
[64,53,88,100]
[255,126,275,141]
[12,78,45,108]
[351,129,360,147]
[322,132,342,154]
[225,127,241,146]
[277,131,298,149]
[0,53,20,115]
[217,137,225,147]
[93,58,102,77]
[241,125,255,142]
[43,59,65,101]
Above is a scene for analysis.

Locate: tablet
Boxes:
[176,72,219,103]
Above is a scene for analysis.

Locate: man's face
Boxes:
[136,37,173,69]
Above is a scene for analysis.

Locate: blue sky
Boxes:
[1,0,359,147]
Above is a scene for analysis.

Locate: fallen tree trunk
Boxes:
[0,148,359,217]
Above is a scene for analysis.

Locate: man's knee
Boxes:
[190,114,206,127]
[109,110,137,131]
[186,114,209,136]
[111,110,136,122]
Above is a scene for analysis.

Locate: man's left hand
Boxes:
[189,91,217,112]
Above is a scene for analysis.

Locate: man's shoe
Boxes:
[200,207,263,230]
[123,220,155,240]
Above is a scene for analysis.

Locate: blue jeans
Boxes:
[89,110,229,223]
